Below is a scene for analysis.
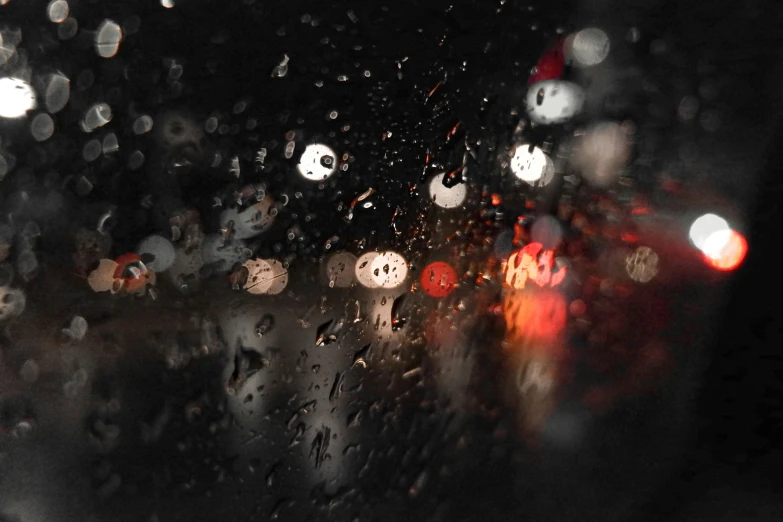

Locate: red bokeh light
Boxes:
[703,230,747,271]
[528,38,566,85]
[420,261,458,298]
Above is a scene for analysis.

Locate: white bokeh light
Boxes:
[44,72,70,113]
[525,80,585,125]
[243,258,288,295]
[702,229,733,260]
[243,258,274,295]
[370,251,408,289]
[82,102,112,132]
[574,121,631,187]
[0,78,36,118]
[567,28,611,67]
[297,143,337,181]
[324,252,357,288]
[510,144,549,184]
[265,259,289,294]
[689,213,730,252]
[47,0,69,23]
[30,113,54,141]
[136,235,176,272]
[95,19,122,58]
[355,252,381,289]
[219,198,275,240]
[133,115,154,134]
[428,172,467,209]
[625,246,660,283]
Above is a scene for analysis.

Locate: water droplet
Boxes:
[47,0,69,23]
[62,315,88,341]
[95,19,122,58]
[83,103,112,132]
[255,313,275,337]
[271,54,289,78]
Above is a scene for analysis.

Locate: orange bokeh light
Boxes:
[503,287,567,345]
[703,230,747,271]
[502,242,566,290]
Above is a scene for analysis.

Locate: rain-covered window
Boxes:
[0,1,780,521]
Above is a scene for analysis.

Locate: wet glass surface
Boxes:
[0,1,781,521]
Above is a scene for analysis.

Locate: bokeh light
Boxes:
[82,102,112,132]
[371,251,408,289]
[44,72,70,113]
[265,259,289,294]
[510,144,549,183]
[83,139,102,162]
[240,258,290,296]
[47,0,69,23]
[136,235,176,272]
[325,252,357,288]
[87,259,119,293]
[567,28,610,67]
[529,38,565,85]
[428,172,467,209]
[30,113,54,141]
[297,143,337,181]
[703,229,747,271]
[219,198,275,240]
[355,252,380,289]
[689,213,730,252]
[503,287,568,343]
[504,243,566,290]
[625,246,659,283]
[243,258,274,295]
[0,77,36,118]
[95,19,122,58]
[525,80,585,125]
[574,121,631,187]
[103,132,119,154]
[420,261,457,298]
[133,115,154,134]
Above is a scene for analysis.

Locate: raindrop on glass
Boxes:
[47,0,69,23]
[95,20,122,58]
[30,113,54,141]
[83,103,112,132]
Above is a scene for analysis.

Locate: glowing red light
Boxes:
[420,261,458,298]
[113,253,143,279]
[503,287,567,344]
[528,38,566,85]
[703,230,747,271]
[503,242,566,290]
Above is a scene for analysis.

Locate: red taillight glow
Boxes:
[703,229,747,271]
